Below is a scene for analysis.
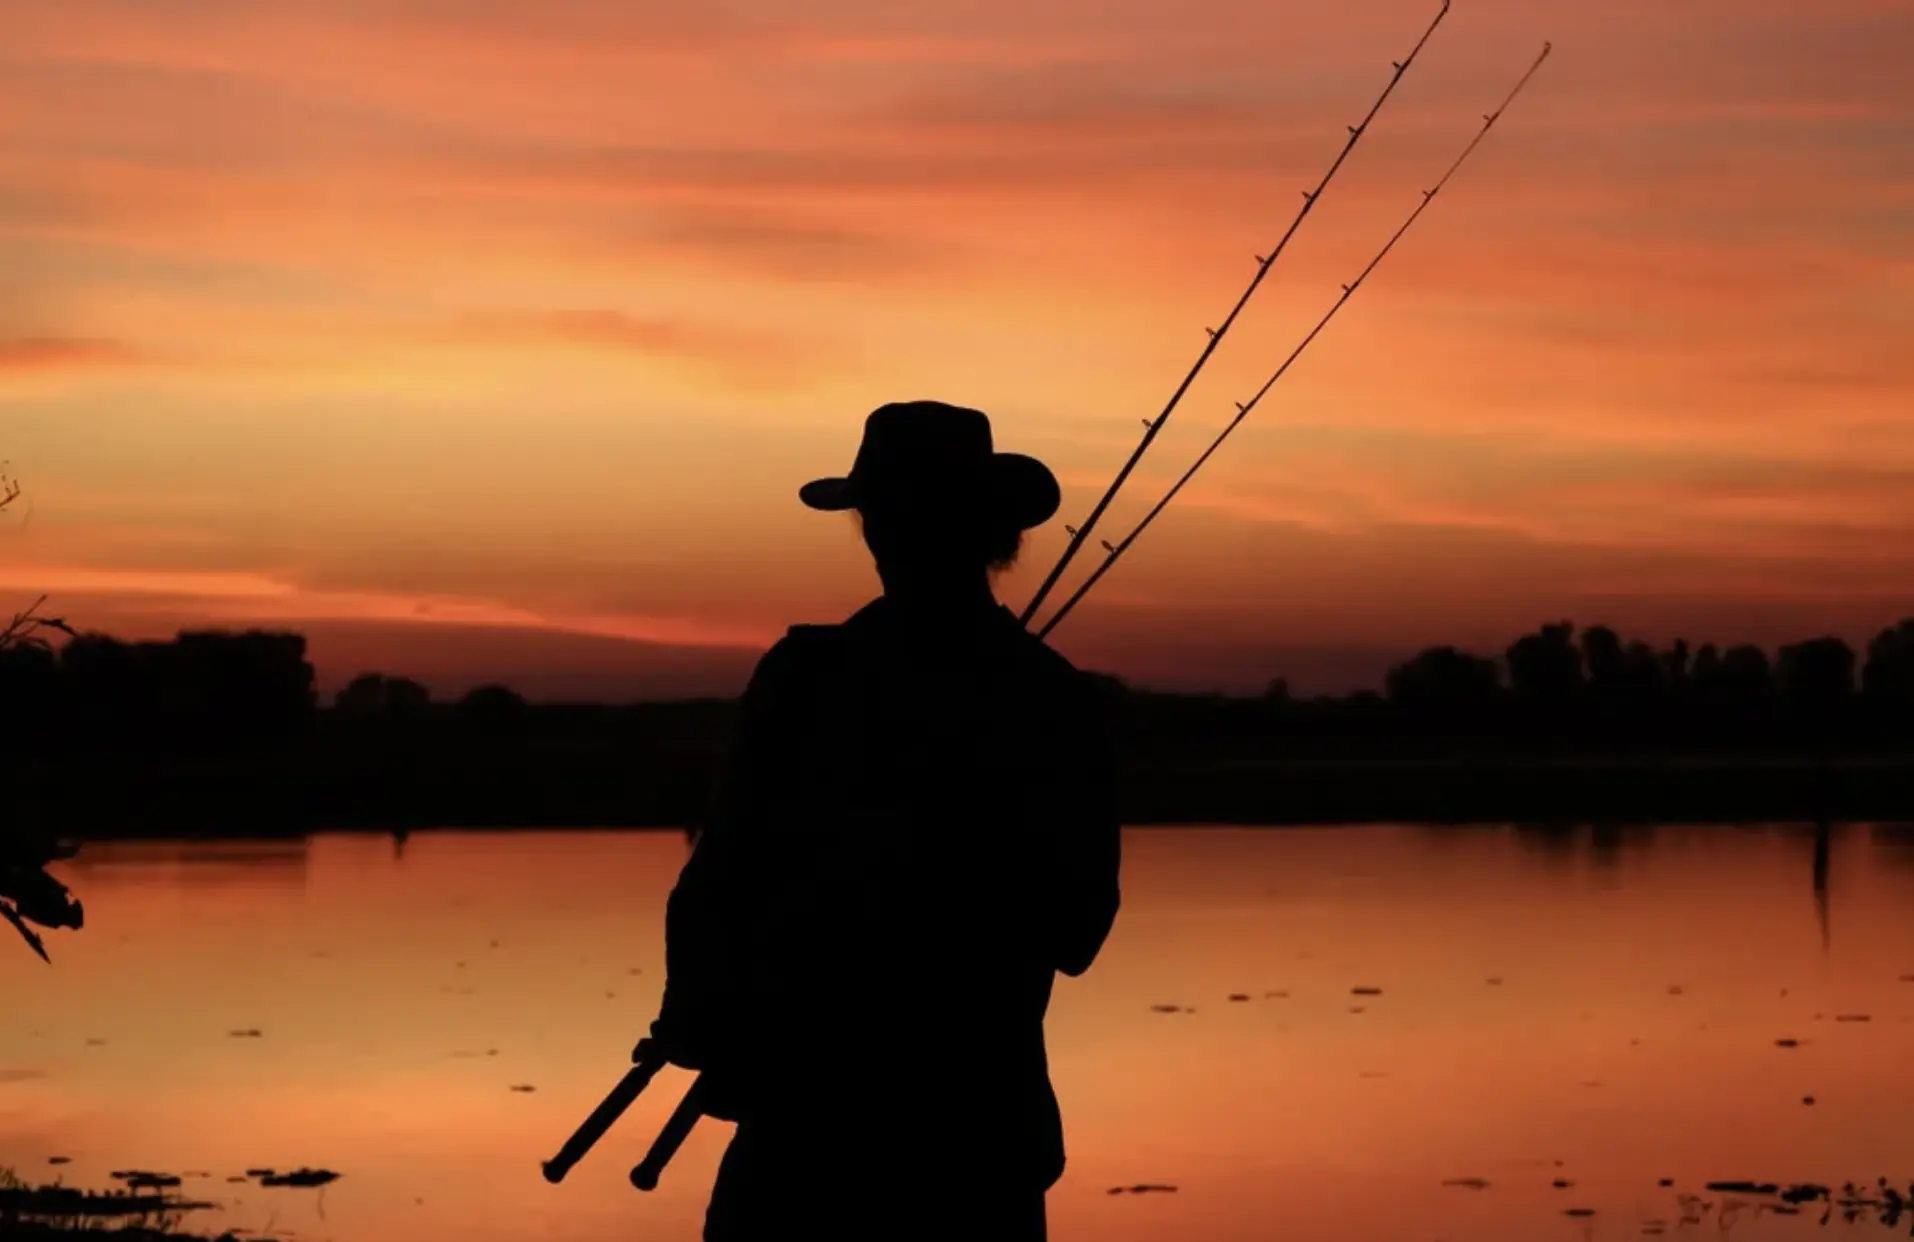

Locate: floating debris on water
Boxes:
[1148,1004,1186,1015]
[1227,994,1250,1003]
[227,1176,248,1183]
[46,1157,69,1166]
[227,1029,262,1038]
[1105,1184,1177,1195]
[1666,985,1685,996]
[1348,1006,1366,1015]
[1834,1014,1872,1023]
[258,1167,340,1188]
[243,1168,274,1178]
[1441,1178,1491,1190]
[1658,1178,1675,1187]
[1553,1179,1575,1189]
[1486,977,1503,986]
[509,1084,537,1092]
[1803,1096,1817,1105]
[1264,990,1289,999]
[0,1180,215,1219]
[1707,1182,1780,1195]
[1775,1038,1800,1048]
[1565,1208,1595,1217]
[1351,987,1383,996]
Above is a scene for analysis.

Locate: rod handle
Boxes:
[630,1077,707,1192]
[542,1042,666,1183]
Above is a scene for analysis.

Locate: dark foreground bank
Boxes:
[9,749,1914,837]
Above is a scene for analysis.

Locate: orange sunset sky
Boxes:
[1,0,1910,699]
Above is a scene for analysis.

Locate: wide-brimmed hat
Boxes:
[798,400,1061,530]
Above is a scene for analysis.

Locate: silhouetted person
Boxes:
[648,401,1122,1241]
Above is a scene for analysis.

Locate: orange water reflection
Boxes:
[5,825,1914,1241]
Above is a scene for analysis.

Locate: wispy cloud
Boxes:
[0,336,142,372]
[425,307,838,389]
[0,561,779,651]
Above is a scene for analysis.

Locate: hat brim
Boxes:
[799,453,1061,530]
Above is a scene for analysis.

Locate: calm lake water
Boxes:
[6,824,1914,1242]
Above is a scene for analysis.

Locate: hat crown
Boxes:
[849,402,995,485]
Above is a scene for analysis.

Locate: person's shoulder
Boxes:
[761,620,846,664]
[744,621,846,693]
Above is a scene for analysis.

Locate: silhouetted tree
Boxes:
[1385,646,1502,711]
[1663,638,1692,690]
[1778,636,1856,739]
[335,672,431,716]
[1863,619,1914,711]
[1617,640,1667,709]
[0,639,59,745]
[1504,622,1582,741]
[1720,644,1771,688]
[0,472,83,961]
[458,683,529,735]
[1581,625,1623,694]
[1506,622,1582,700]
[174,630,316,741]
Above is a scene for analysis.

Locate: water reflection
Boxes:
[1869,822,1914,870]
[58,839,311,890]
[4,825,1914,1242]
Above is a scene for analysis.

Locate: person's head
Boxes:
[799,401,1058,592]
[852,501,1025,581]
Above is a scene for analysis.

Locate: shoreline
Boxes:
[12,753,1914,838]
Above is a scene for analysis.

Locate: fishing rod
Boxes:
[1032,41,1552,641]
[1015,0,1453,629]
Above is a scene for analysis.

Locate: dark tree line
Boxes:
[0,630,317,750]
[1372,619,1914,748]
[3,618,1914,761]
[0,633,549,753]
